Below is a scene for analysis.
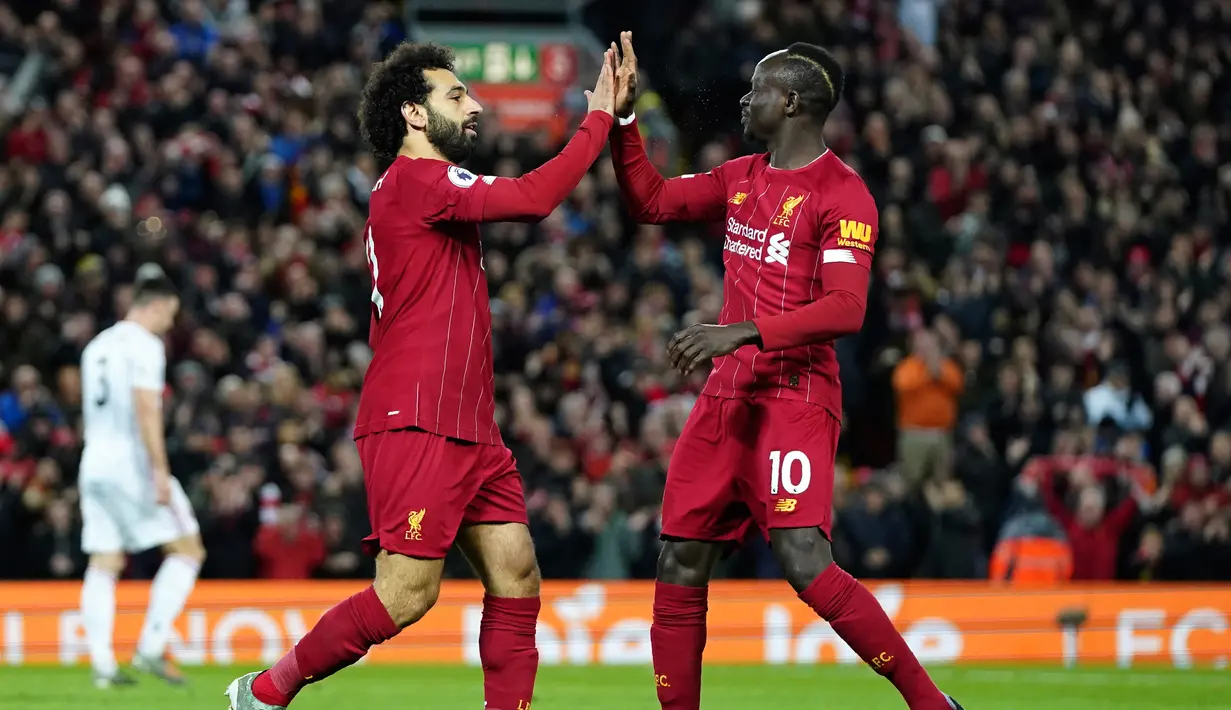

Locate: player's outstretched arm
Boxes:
[473,110,613,222]
[609,31,727,224]
[428,51,617,223]
[610,120,729,224]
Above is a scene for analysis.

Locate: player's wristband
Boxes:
[618,113,636,126]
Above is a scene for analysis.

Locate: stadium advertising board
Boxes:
[449,41,578,141]
[1,581,1226,668]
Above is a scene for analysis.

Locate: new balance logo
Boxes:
[764,233,791,265]
[774,498,797,512]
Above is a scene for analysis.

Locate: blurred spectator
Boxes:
[892,329,964,488]
[1127,526,1180,581]
[917,477,985,578]
[24,496,86,580]
[835,481,913,579]
[317,511,367,579]
[582,481,655,579]
[1084,362,1152,433]
[196,462,260,579]
[253,504,325,580]
[0,365,62,434]
[529,491,595,579]
[1038,465,1146,580]
[953,415,1012,551]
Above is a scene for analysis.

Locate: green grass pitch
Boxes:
[1,664,1227,709]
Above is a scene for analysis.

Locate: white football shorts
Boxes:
[79,472,200,554]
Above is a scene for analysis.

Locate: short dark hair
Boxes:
[777,43,845,117]
[133,264,177,304]
[358,42,456,162]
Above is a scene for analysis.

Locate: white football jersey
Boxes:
[79,320,166,482]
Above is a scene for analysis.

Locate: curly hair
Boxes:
[358,42,456,162]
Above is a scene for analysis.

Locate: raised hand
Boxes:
[585,47,617,116]
[613,31,638,118]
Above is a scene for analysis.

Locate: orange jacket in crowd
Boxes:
[989,537,1074,584]
[891,355,964,431]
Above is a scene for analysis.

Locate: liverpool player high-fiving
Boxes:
[609,32,964,710]
[226,42,618,710]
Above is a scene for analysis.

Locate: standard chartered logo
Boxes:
[765,233,791,266]
[724,219,768,262]
[724,219,790,266]
[726,217,767,242]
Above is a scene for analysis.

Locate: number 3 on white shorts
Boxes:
[769,450,811,495]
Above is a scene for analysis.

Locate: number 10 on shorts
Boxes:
[769,450,811,495]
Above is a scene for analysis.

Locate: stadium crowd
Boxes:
[2,0,1230,584]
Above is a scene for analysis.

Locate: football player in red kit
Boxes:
[609,33,964,710]
[226,42,619,710]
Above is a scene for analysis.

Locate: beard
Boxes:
[741,113,759,142]
[426,105,476,164]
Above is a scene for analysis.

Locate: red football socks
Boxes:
[799,565,950,710]
[479,595,541,710]
[252,586,400,706]
[650,581,708,709]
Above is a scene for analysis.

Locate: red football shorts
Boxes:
[357,427,528,559]
[661,394,840,541]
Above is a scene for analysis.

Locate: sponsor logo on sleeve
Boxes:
[837,219,874,252]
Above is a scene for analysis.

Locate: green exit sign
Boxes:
[452,42,539,84]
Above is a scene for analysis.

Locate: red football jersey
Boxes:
[352,108,614,445]
[356,159,502,444]
[612,120,878,420]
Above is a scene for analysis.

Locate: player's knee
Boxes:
[164,535,206,565]
[769,527,834,593]
[460,523,541,598]
[374,573,440,628]
[373,555,443,628]
[492,548,541,598]
[657,540,717,587]
[88,553,125,576]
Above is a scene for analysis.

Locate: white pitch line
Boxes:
[933,668,1231,686]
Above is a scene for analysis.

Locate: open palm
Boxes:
[613,31,638,118]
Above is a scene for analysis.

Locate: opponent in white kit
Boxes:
[77,264,205,688]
